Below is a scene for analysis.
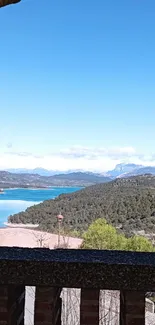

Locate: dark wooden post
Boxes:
[80,289,100,325]
[0,285,25,325]
[120,291,145,325]
[34,286,62,325]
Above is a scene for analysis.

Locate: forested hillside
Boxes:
[8,175,155,235]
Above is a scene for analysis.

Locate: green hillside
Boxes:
[8,175,155,235]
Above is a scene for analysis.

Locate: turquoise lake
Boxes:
[0,187,81,227]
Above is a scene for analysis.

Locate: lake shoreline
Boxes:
[0,187,81,228]
[3,186,83,190]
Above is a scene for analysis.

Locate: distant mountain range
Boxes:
[117,166,155,178]
[107,163,155,178]
[7,168,93,176]
[7,168,59,176]
[106,163,143,178]
[1,163,155,188]
[0,171,111,188]
[6,163,154,178]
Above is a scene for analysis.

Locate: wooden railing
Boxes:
[0,247,155,324]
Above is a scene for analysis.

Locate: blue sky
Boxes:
[0,0,155,171]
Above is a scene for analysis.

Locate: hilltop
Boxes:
[8,175,155,235]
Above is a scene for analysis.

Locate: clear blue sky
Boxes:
[0,0,155,170]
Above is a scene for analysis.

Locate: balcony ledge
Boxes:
[0,247,154,291]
